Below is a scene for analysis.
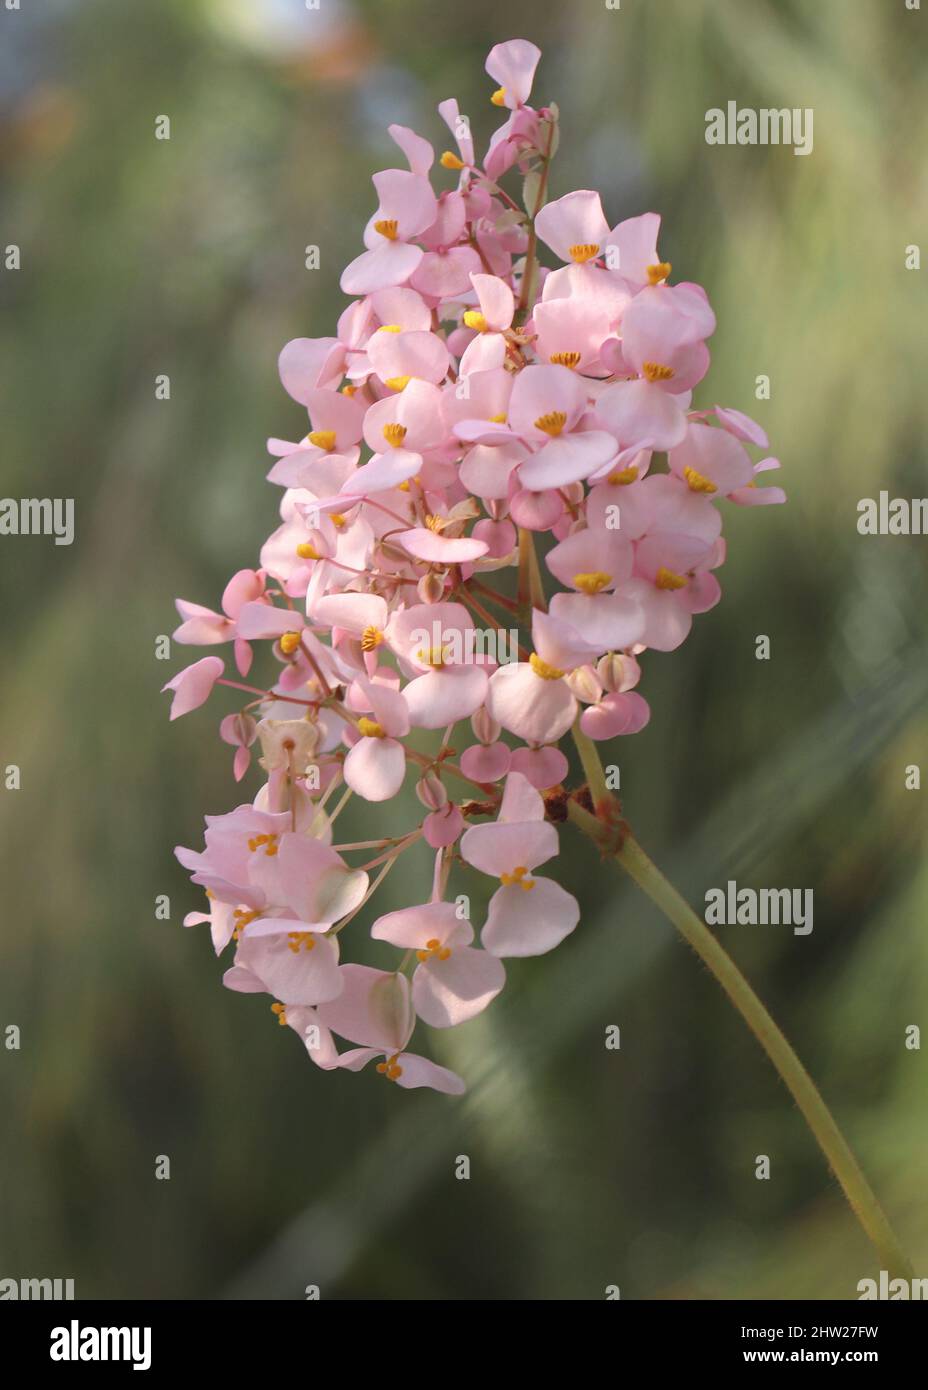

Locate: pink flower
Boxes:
[371,901,505,1027]
[340,170,438,296]
[162,655,225,720]
[460,774,580,956]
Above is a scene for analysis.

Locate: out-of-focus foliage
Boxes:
[0,0,924,1299]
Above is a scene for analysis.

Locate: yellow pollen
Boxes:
[573,571,612,595]
[307,429,337,452]
[569,243,600,263]
[490,87,507,106]
[360,625,384,652]
[374,218,398,240]
[440,150,465,170]
[378,324,402,333]
[416,936,452,963]
[529,652,565,680]
[341,383,358,397]
[416,644,449,668]
[655,567,687,591]
[357,717,386,738]
[607,465,639,486]
[488,413,507,424]
[549,351,581,368]
[647,261,672,285]
[287,932,316,954]
[232,907,260,941]
[279,631,302,655]
[296,542,320,560]
[463,310,489,332]
[376,1053,404,1081]
[642,361,675,382]
[271,1002,288,1026]
[382,422,408,448]
[534,410,567,437]
[329,512,347,528]
[500,864,535,890]
[683,465,717,494]
[397,480,411,492]
[385,375,411,392]
[248,833,280,856]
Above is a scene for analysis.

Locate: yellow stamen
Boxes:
[279,631,302,655]
[287,931,316,954]
[271,1001,288,1026]
[534,410,567,437]
[463,310,489,332]
[488,413,507,424]
[248,833,280,856]
[307,429,337,452]
[296,542,320,560]
[549,351,581,368]
[683,465,717,495]
[642,361,675,382]
[424,513,446,533]
[416,644,449,668]
[397,480,411,492]
[382,422,408,448]
[329,512,347,528]
[647,261,672,285]
[655,567,687,591]
[573,571,612,595]
[385,375,411,392]
[490,87,507,106]
[374,218,398,240]
[232,907,260,941]
[376,1053,404,1081]
[607,465,639,485]
[500,864,535,890]
[360,625,384,652]
[357,717,386,738]
[416,936,452,963]
[529,652,565,680]
[378,323,402,333]
[341,383,358,397]
[440,151,465,170]
[569,243,600,263]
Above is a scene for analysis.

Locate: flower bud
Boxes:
[417,571,446,604]
[566,664,602,704]
[219,712,257,748]
[597,652,640,693]
[415,772,448,811]
[369,972,414,1053]
[471,706,501,745]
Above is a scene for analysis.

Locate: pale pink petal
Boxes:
[482,877,580,956]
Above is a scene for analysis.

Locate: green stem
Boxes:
[566,795,912,1280]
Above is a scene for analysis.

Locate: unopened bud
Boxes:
[369,972,414,1053]
[471,707,501,745]
[418,571,445,604]
[597,652,639,693]
[566,664,602,704]
[416,772,448,811]
[220,712,258,748]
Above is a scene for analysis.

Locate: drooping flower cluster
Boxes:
[165,39,784,1094]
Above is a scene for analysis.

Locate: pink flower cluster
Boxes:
[165,40,784,1094]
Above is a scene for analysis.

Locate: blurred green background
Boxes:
[1,0,926,1300]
